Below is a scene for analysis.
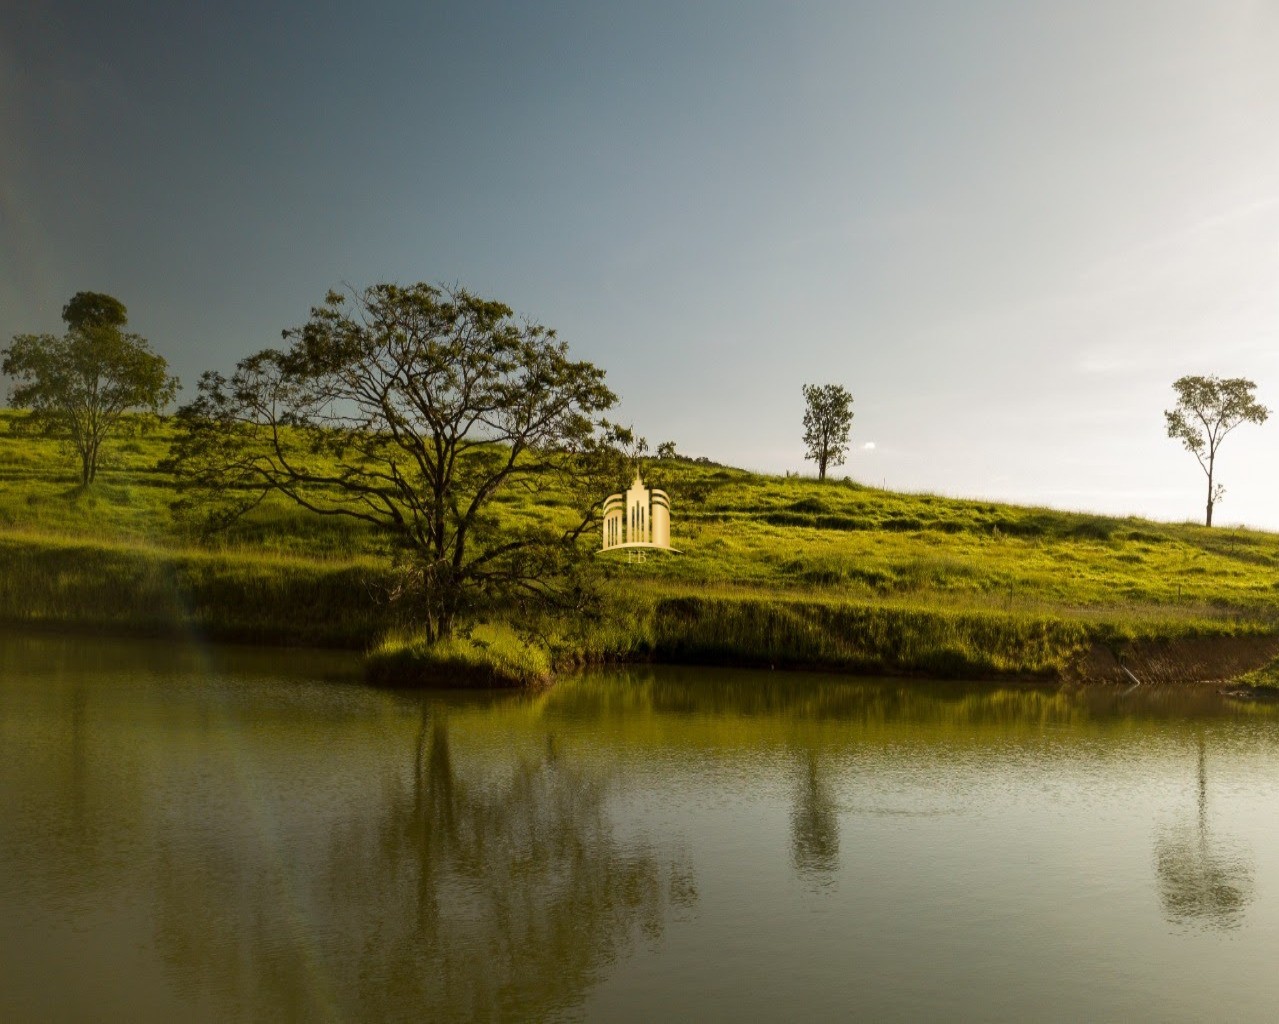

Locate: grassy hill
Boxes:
[3,408,1278,685]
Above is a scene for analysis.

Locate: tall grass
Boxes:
[0,534,392,647]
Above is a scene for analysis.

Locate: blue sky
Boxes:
[4,1,1278,525]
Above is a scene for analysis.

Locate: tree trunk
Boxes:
[818,452,827,482]
[1205,465,1214,527]
[423,578,458,645]
[424,609,453,646]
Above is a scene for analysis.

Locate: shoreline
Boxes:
[7,410,1279,695]
[6,612,1277,693]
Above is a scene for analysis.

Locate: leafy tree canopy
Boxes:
[167,282,623,643]
[801,383,854,482]
[62,291,128,332]
[2,291,178,485]
[1165,374,1269,527]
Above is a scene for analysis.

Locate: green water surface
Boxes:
[2,631,1278,1022]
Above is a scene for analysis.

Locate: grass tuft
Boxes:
[365,624,553,689]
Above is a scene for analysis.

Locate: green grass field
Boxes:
[3,407,1278,685]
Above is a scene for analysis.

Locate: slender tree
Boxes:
[1164,375,1269,527]
[801,383,854,481]
[2,292,178,485]
[166,282,621,643]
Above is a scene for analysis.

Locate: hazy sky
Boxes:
[4,1,1278,526]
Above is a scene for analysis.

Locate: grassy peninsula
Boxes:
[3,408,1279,687]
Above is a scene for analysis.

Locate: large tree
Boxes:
[801,383,854,481]
[2,291,178,485]
[167,282,620,643]
[1164,375,1269,527]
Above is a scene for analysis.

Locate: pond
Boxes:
[2,631,1279,1022]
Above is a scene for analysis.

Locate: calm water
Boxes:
[3,632,1279,1022]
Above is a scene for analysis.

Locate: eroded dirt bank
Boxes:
[1065,636,1279,685]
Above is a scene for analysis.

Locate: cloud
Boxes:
[861,441,876,450]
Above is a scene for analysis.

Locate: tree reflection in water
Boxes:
[1154,733,1254,931]
[791,750,840,883]
[154,707,695,1022]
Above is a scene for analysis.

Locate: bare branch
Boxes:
[167,282,618,642]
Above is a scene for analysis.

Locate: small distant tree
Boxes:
[656,440,677,459]
[624,432,649,464]
[2,291,179,485]
[1165,375,1269,527]
[801,383,853,482]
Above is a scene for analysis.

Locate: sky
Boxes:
[3,1,1279,527]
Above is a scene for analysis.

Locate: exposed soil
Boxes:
[1065,635,1279,685]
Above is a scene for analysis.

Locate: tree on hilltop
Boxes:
[2,291,179,485]
[801,383,853,482]
[1165,374,1269,527]
[166,282,623,644]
